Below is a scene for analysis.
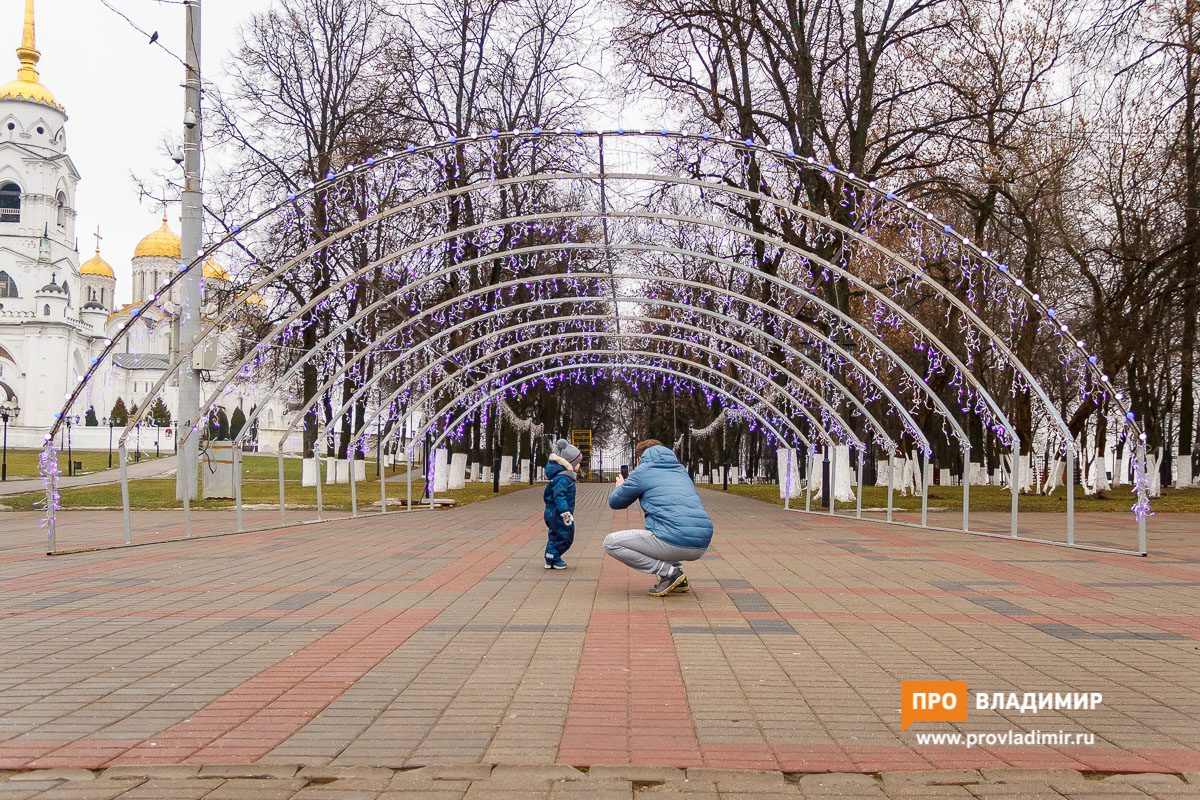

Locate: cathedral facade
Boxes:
[0,1,281,449]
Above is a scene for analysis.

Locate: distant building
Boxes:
[0,1,285,449]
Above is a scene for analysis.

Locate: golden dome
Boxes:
[202,257,230,281]
[134,215,181,259]
[79,248,114,278]
[0,1,62,111]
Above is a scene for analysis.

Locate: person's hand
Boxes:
[615,474,625,486]
[560,511,574,526]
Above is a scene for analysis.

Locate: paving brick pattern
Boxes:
[1,764,1199,799]
[0,485,1198,792]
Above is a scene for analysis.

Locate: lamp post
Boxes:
[155,420,161,458]
[171,419,177,454]
[65,415,79,476]
[0,402,18,481]
[135,420,142,463]
[103,416,114,469]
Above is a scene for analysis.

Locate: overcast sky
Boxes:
[22,0,271,305]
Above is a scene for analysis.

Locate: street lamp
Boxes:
[0,402,19,481]
[64,415,79,476]
[103,416,114,469]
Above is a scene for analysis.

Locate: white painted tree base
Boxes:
[325,457,365,484]
[448,452,468,490]
[302,457,320,487]
[432,448,450,493]
[1176,454,1194,489]
[777,449,802,498]
[499,455,513,486]
[969,462,987,485]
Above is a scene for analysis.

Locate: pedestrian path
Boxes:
[0,484,1197,794]
[0,454,178,498]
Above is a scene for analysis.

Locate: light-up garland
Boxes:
[47,131,1151,525]
[39,442,61,534]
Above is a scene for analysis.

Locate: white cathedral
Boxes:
[0,2,275,447]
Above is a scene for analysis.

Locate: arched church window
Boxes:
[100,288,105,304]
[0,183,20,223]
[43,304,49,316]
[61,280,69,306]
[0,271,17,298]
[56,193,66,228]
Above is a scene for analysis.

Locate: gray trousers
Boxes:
[603,529,706,576]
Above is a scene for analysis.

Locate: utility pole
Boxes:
[176,0,203,501]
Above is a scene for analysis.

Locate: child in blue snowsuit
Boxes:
[543,439,582,569]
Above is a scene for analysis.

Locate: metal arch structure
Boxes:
[297,298,935,458]
[239,243,959,455]
[340,331,850,452]
[41,130,1151,556]
[283,311,904,459]
[387,351,808,450]
[111,191,1040,458]
[172,212,1019,454]
[48,132,1142,446]
[261,285,911,455]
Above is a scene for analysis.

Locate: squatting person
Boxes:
[604,439,714,596]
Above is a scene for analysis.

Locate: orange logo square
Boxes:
[902,681,967,730]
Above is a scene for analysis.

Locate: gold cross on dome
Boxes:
[93,226,102,253]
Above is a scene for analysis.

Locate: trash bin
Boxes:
[202,441,236,499]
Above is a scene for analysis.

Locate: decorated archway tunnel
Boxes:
[42,131,1150,555]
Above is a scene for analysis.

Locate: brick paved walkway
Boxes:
[0,485,1198,795]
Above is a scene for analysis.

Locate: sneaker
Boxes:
[649,569,687,596]
[671,576,690,594]
[545,556,567,570]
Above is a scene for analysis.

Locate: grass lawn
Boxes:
[1,472,531,512]
[1,448,164,480]
[699,482,1200,513]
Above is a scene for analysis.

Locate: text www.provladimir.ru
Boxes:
[914,730,1096,748]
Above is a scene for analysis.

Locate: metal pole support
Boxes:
[1010,443,1021,538]
[961,446,970,532]
[314,446,324,521]
[783,449,791,511]
[887,452,894,523]
[278,451,286,525]
[178,442,191,539]
[920,453,928,528]
[1137,442,1148,554]
[855,454,863,519]
[406,445,413,512]
[120,442,131,545]
[380,454,388,514]
[805,453,812,512]
[429,449,437,512]
[234,446,244,532]
[1066,443,1075,546]
[828,448,836,516]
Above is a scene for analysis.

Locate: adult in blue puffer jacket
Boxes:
[604,439,713,596]
[543,439,582,569]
